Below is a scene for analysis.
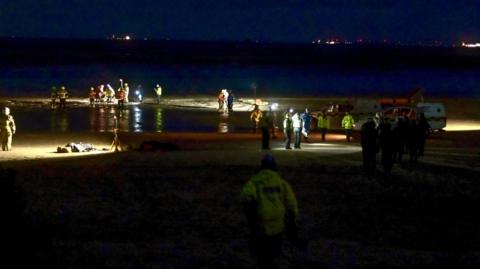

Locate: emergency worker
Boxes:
[0,107,16,151]
[222,89,229,113]
[88,87,96,107]
[105,85,115,104]
[378,120,394,175]
[292,112,302,149]
[57,86,69,110]
[240,154,299,269]
[227,90,234,112]
[361,117,378,176]
[154,84,162,104]
[392,113,409,163]
[124,83,130,103]
[50,86,58,109]
[317,111,330,141]
[218,90,225,111]
[250,105,263,133]
[117,88,126,110]
[406,118,419,164]
[283,109,293,149]
[417,113,431,156]
[260,111,272,150]
[341,111,355,142]
[300,108,312,142]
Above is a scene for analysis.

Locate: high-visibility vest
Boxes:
[318,115,330,129]
[342,114,355,129]
[240,169,298,236]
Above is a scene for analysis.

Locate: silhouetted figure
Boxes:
[270,108,278,139]
[361,118,378,176]
[283,109,293,149]
[417,113,431,156]
[378,121,394,175]
[260,111,272,150]
[407,119,419,164]
[227,90,234,112]
[392,114,409,163]
[250,105,263,133]
[241,154,299,269]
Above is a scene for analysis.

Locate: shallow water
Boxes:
[13,104,254,133]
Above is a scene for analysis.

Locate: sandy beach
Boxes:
[1,96,480,268]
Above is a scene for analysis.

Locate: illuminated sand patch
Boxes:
[445,120,480,131]
[0,144,112,161]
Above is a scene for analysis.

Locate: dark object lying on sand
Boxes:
[139,140,179,152]
[57,142,96,153]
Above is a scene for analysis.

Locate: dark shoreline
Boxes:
[2,37,480,68]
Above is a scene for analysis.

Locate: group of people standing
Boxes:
[282,108,313,150]
[217,89,234,113]
[251,105,313,150]
[50,86,69,110]
[87,82,163,108]
[361,111,431,175]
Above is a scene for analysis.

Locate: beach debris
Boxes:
[56,142,96,153]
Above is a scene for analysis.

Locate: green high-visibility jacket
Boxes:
[317,115,330,129]
[240,169,298,236]
[342,114,355,129]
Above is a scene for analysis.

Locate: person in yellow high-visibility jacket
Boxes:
[240,154,298,269]
[317,111,330,141]
[341,111,355,142]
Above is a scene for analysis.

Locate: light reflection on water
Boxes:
[15,105,252,133]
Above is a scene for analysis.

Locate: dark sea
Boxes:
[1,39,479,132]
[1,63,480,98]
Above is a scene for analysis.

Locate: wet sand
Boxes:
[1,96,480,268]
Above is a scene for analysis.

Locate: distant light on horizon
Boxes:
[461,42,480,48]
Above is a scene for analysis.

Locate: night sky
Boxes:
[0,0,479,44]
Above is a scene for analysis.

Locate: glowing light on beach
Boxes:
[445,120,480,131]
[125,35,131,40]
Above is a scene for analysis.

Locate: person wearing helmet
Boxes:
[0,107,16,151]
[88,87,96,107]
[117,87,126,110]
[240,154,299,269]
[123,82,130,103]
[57,86,69,110]
[154,84,162,104]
